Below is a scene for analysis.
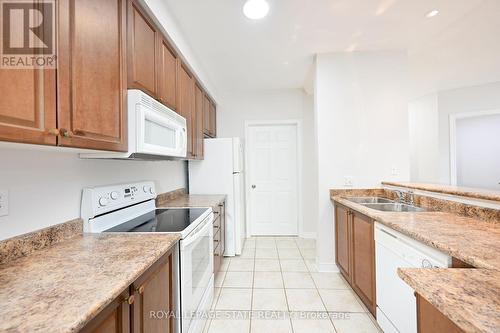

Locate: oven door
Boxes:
[179,216,214,333]
[136,105,187,157]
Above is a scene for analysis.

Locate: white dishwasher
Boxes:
[374,222,451,333]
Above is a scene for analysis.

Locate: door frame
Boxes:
[449,109,500,185]
[244,120,303,237]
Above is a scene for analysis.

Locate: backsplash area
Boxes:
[0,147,187,240]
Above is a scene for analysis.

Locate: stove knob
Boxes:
[143,185,150,193]
[99,197,108,207]
[110,191,119,200]
[149,188,155,195]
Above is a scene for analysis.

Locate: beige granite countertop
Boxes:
[331,195,500,269]
[398,268,500,333]
[157,194,226,210]
[0,233,180,332]
[382,181,500,203]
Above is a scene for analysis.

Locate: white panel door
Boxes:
[248,124,298,235]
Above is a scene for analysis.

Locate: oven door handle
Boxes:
[181,215,214,249]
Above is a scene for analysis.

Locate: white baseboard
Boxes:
[299,232,317,239]
[317,262,340,273]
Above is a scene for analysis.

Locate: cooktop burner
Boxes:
[104,208,208,233]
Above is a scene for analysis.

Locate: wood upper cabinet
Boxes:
[416,294,464,333]
[0,68,57,145]
[351,211,376,315]
[131,252,173,333]
[127,0,157,96]
[157,38,177,110]
[177,62,195,159]
[81,290,131,333]
[57,0,127,151]
[334,205,376,316]
[335,205,351,281]
[203,95,216,138]
[194,83,205,159]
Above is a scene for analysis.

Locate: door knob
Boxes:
[252,185,256,189]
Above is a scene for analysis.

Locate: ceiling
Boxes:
[164,0,495,94]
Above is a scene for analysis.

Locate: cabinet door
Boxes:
[177,62,195,159]
[209,101,217,137]
[194,83,205,159]
[335,205,351,281]
[203,94,211,137]
[416,294,464,333]
[127,0,157,96]
[132,252,173,333]
[58,0,127,151]
[157,38,177,110]
[351,211,376,315]
[0,68,56,145]
[81,290,131,333]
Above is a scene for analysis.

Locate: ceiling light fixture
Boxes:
[426,9,439,18]
[243,0,270,20]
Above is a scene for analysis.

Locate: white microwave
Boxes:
[81,90,187,160]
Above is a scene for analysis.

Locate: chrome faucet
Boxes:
[394,190,404,203]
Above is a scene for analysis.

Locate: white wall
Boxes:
[0,146,186,240]
[408,93,440,182]
[409,81,500,184]
[314,51,410,271]
[217,89,317,237]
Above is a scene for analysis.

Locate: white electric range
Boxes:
[81,181,214,333]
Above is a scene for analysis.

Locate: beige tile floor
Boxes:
[205,237,382,333]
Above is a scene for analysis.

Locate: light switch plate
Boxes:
[0,190,8,217]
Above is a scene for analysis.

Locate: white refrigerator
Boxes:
[189,138,246,256]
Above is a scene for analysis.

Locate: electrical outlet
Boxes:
[391,167,398,176]
[0,190,8,217]
[344,176,354,187]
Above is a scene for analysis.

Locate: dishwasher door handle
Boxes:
[379,228,398,239]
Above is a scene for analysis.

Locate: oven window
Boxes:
[144,119,176,148]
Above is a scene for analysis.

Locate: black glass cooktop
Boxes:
[105,208,207,233]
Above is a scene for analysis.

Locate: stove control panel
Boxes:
[81,181,156,222]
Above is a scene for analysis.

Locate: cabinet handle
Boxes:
[46,128,60,136]
[125,295,135,305]
[60,128,72,138]
[137,285,145,295]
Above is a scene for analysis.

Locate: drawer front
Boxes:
[213,244,221,273]
[214,229,221,249]
[213,215,221,232]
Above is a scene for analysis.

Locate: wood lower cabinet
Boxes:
[81,250,175,333]
[81,290,131,333]
[334,204,376,316]
[416,294,464,333]
[335,205,351,279]
[351,211,376,315]
[131,251,173,333]
[58,0,127,151]
[213,201,226,272]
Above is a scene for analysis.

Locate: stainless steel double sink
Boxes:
[345,197,426,212]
